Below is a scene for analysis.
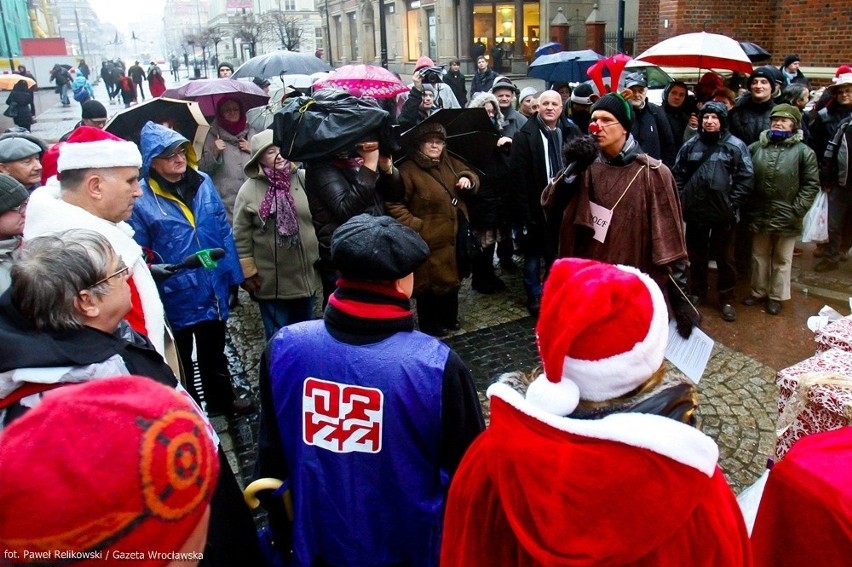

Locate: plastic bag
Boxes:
[802,190,829,243]
[272,89,389,162]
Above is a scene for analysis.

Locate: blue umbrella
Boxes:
[527,49,605,84]
[534,42,562,57]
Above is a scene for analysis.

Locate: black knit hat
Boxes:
[591,93,633,131]
[81,100,107,120]
[331,214,429,281]
[782,54,800,69]
[749,65,781,87]
[0,173,28,215]
[698,101,728,131]
[218,61,234,73]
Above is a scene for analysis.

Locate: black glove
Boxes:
[667,259,701,339]
[149,263,178,283]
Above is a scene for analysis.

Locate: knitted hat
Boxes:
[518,87,538,104]
[331,214,429,281]
[591,92,633,131]
[218,61,234,73]
[0,137,42,163]
[81,99,107,120]
[58,126,142,173]
[490,76,519,95]
[770,103,802,128]
[526,258,669,416]
[0,376,219,564]
[749,65,781,87]
[415,56,435,71]
[782,54,800,69]
[570,83,598,105]
[0,173,28,214]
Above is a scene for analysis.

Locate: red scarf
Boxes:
[216,97,247,136]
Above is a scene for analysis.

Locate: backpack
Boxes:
[73,86,90,103]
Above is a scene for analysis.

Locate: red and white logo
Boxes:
[302,378,384,453]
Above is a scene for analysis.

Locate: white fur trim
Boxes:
[487,382,719,476]
[24,181,166,357]
[525,373,580,416]
[565,264,670,402]
[58,139,142,172]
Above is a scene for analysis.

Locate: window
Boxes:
[283,0,296,10]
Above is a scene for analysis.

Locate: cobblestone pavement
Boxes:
[12,78,851,501]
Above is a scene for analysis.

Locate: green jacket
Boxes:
[747,130,820,236]
[233,166,321,302]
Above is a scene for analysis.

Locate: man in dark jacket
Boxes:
[256,214,484,567]
[444,58,467,107]
[779,54,810,89]
[812,74,852,272]
[662,80,697,152]
[672,102,754,322]
[127,60,146,101]
[49,64,72,106]
[729,65,778,278]
[625,73,677,167]
[469,56,498,100]
[509,90,579,315]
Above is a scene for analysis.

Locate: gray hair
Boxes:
[12,229,117,331]
[780,84,809,106]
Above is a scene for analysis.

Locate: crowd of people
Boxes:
[0,51,850,565]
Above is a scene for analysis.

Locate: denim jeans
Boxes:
[258,296,316,340]
[59,83,70,105]
[522,253,543,301]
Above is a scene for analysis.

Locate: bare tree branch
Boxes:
[260,11,305,51]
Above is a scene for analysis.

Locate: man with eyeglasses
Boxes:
[23,126,176,374]
[559,92,699,339]
[129,121,250,418]
[0,174,28,293]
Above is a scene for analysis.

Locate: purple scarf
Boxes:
[259,165,300,248]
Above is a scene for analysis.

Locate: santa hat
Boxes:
[58,126,142,173]
[0,376,218,564]
[526,258,669,416]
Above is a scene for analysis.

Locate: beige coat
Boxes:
[233,166,321,302]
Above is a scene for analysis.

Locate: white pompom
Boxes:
[525,374,580,416]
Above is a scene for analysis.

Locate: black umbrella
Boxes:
[232,50,332,79]
[105,97,210,157]
[738,41,771,63]
[399,109,498,168]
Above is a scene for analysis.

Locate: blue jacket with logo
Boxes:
[128,122,243,330]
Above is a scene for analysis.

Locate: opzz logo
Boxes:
[303,378,384,453]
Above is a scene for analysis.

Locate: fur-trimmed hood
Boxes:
[467,92,505,130]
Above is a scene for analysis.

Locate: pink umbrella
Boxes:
[162,78,269,117]
[312,64,409,99]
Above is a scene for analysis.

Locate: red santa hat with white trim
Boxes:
[526,258,669,416]
[57,126,142,173]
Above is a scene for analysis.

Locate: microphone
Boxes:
[172,248,226,271]
[149,249,226,283]
[541,136,598,209]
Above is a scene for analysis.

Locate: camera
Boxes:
[420,66,445,84]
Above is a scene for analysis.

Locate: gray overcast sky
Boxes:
[87,0,166,33]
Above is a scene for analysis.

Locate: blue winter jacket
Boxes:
[128,122,243,330]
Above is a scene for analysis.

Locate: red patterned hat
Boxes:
[0,376,218,565]
[528,258,669,416]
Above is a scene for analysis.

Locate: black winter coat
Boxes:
[808,103,852,167]
[631,102,677,167]
[672,132,754,225]
[5,89,34,128]
[443,70,467,107]
[729,94,774,146]
[304,162,396,265]
[469,68,498,98]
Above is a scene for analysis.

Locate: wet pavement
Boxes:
[11,76,852,502]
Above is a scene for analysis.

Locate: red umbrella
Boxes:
[162,78,269,117]
[312,64,409,99]
[635,32,753,74]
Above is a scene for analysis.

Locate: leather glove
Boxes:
[667,259,701,339]
[149,263,178,283]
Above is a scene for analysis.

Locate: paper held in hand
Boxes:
[665,320,714,383]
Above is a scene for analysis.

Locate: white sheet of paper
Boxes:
[588,201,613,243]
[664,320,714,384]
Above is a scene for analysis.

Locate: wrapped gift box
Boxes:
[815,316,852,354]
[774,348,852,460]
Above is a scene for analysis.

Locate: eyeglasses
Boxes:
[156,148,187,162]
[9,199,28,214]
[88,260,131,289]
